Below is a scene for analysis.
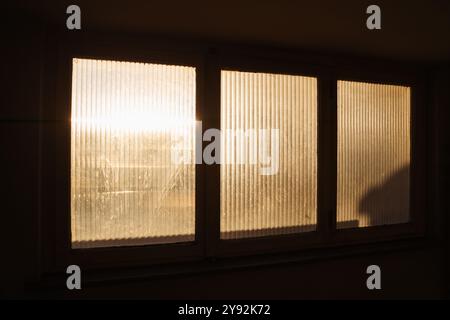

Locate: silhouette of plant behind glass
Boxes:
[358,165,410,226]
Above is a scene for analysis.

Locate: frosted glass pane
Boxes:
[71,58,196,248]
[220,71,317,239]
[337,81,410,228]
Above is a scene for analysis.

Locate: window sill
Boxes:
[34,235,434,291]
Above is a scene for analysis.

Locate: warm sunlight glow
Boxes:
[337,81,410,228]
[72,110,196,133]
[220,71,318,239]
[70,58,196,248]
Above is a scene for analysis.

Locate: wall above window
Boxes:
[20,0,450,62]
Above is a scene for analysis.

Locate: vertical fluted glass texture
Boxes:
[220,71,317,239]
[337,81,410,228]
[71,58,196,248]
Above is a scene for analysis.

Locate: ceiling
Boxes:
[14,0,450,62]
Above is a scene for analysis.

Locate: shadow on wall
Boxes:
[358,165,410,226]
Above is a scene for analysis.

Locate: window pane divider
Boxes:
[41,36,427,273]
[317,74,337,241]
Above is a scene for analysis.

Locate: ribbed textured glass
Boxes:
[71,58,196,248]
[220,71,317,239]
[337,80,410,228]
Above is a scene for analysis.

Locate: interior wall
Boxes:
[32,248,445,299]
[2,6,449,299]
[434,66,450,298]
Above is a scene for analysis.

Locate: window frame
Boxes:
[40,32,429,275]
[41,33,207,272]
[204,53,327,257]
[330,67,427,245]
[205,52,427,258]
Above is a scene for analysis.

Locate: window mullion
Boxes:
[317,74,337,240]
[203,53,221,257]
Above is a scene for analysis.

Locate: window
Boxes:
[220,70,318,239]
[337,81,411,228]
[45,39,425,271]
[70,58,196,248]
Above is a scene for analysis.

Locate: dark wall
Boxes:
[2,14,45,297]
[434,66,450,298]
[32,248,445,299]
[2,3,449,299]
